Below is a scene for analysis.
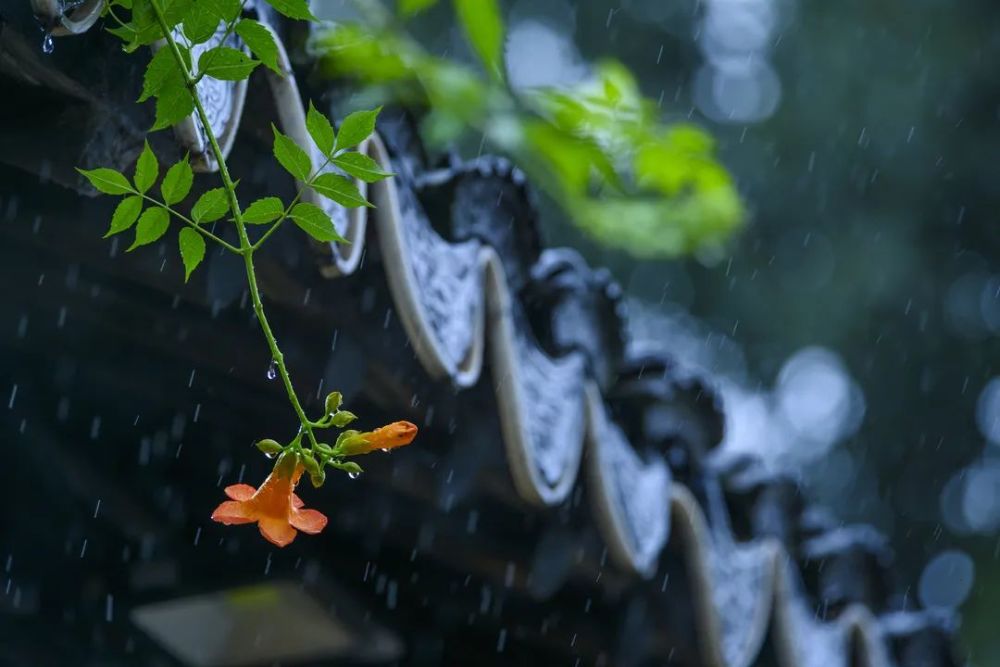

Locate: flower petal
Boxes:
[224,484,256,501]
[290,508,328,535]
[258,518,297,547]
[291,493,304,509]
[211,500,256,525]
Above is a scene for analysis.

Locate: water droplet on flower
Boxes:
[348,472,360,480]
[41,34,54,54]
[380,448,389,453]
[266,360,277,380]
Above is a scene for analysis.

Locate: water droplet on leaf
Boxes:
[348,471,360,480]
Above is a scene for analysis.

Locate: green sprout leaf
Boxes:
[289,202,347,242]
[198,46,259,81]
[272,125,312,182]
[332,152,393,183]
[242,197,284,224]
[311,173,371,208]
[234,19,281,76]
[178,228,206,281]
[263,0,317,21]
[133,141,159,194]
[161,158,194,205]
[453,0,505,81]
[306,102,336,157]
[106,196,143,237]
[191,188,230,223]
[129,207,170,251]
[77,167,134,195]
[334,107,381,152]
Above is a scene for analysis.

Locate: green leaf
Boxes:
[139,46,180,103]
[178,228,206,281]
[453,0,505,81]
[263,0,317,21]
[151,79,194,131]
[399,0,439,17]
[161,158,194,205]
[133,141,159,194]
[163,0,195,27]
[198,46,259,81]
[242,197,284,224]
[77,167,134,195]
[191,188,230,223]
[335,107,381,152]
[271,125,312,182]
[332,152,393,183]
[311,173,371,208]
[127,1,163,49]
[182,2,221,44]
[234,19,281,75]
[106,196,143,237]
[289,202,347,242]
[129,207,170,250]
[306,102,335,156]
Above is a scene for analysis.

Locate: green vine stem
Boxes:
[149,0,319,451]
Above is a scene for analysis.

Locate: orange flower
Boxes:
[338,420,418,456]
[210,453,327,547]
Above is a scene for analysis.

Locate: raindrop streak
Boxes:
[41,34,54,55]
[105,594,114,622]
[266,360,277,380]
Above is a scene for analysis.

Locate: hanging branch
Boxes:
[78,0,416,547]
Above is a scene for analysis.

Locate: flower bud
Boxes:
[324,391,343,415]
[331,410,357,427]
[335,421,418,456]
[255,439,283,456]
[332,461,363,476]
[302,453,321,477]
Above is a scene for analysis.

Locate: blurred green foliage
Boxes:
[312,0,743,258]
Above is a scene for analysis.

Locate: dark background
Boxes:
[1,0,997,663]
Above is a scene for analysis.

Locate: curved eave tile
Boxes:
[31,0,103,36]
[670,485,775,667]
[584,382,671,578]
